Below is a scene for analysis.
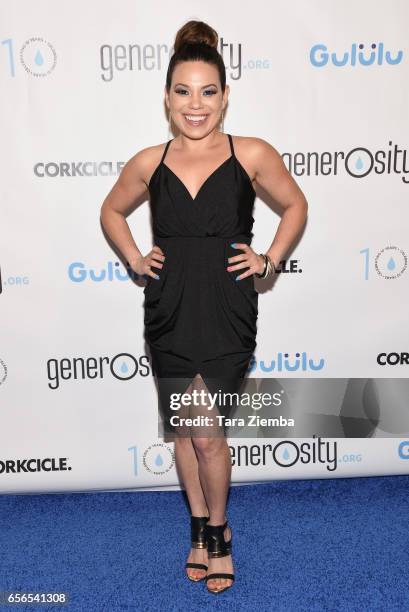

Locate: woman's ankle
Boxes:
[207,515,227,526]
[191,509,209,517]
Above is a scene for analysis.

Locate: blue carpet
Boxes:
[1,475,409,611]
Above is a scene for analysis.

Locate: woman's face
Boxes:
[165,60,229,137]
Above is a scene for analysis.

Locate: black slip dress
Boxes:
[144,132,258,429]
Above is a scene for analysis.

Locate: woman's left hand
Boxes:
[227,243,265,280]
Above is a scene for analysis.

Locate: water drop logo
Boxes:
[110,353,139,380]
[282,447,290,461]
[375,246,407,279]
[143,443,174,475]
[345,147,373,178]
[273,441,299,467]
[20,37,57,76]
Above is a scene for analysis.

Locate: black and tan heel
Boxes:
[185,515,209,582]
[204,520,235,593]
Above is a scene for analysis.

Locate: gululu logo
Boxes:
[284,142,409,183]
[310,42,403,67]
[142,443,174,475]
[47,353,151,389]
[248,353,325,373]
[68,261,139,283]
[1,37,57,77]
[360,245,407,280]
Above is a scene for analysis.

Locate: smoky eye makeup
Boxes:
[174,87,218,96]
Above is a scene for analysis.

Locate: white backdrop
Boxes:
[1,0,409,494]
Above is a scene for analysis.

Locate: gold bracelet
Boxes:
[255,254,275,278]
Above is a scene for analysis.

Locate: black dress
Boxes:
[144,133,258,430]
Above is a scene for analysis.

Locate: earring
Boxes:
[220,109,225,133]
[167,111,172,139]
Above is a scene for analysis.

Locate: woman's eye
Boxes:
[175,89,217,96]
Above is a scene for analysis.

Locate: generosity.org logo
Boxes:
[47,353,151,390]
[310,42,403,67]
[230,436,338,472]
[248,353,325,373]
[99,38,246,82]
[0,457,69,474]
[283,141,409,183]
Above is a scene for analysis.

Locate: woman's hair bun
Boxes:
[174,20,218,54]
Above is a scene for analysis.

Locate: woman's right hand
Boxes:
[129,246,165,279]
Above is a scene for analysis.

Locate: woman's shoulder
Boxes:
[127,141,169,166]
[231,135,282,179]
[233,134,283,166]
[124,141,169,187]
[231,134,279,156]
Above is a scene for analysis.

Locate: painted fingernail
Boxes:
[235,275,241,281]
[155,274,160,279]
[231,243,237,248]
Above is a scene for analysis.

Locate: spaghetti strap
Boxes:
[227,133,235,157]
[160,139,172,164]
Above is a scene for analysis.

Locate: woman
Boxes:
[100,20,308,594]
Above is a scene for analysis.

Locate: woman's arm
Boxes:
[100,147,165,278]
[251,137,309,270]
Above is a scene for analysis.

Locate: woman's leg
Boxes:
[189,374,234,592]
[174,378,209,580]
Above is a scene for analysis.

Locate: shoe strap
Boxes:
[205,520,232,557]
[185,562,208,570]
[205,572,235,581]
[190,515,209,548]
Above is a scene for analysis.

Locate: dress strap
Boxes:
[227,133,235,157]
[160,139,173,164]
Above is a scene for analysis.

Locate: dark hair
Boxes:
[166,20,226,93]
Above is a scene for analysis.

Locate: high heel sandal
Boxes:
[204,519,235,594]
[185,515,209,582]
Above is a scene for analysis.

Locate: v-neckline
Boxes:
[162,155,233,203]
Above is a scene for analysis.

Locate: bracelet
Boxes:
[255,253,276,278]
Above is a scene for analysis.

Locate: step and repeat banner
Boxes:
[1,1,408,494]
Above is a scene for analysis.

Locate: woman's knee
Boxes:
[191,435,225,457]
